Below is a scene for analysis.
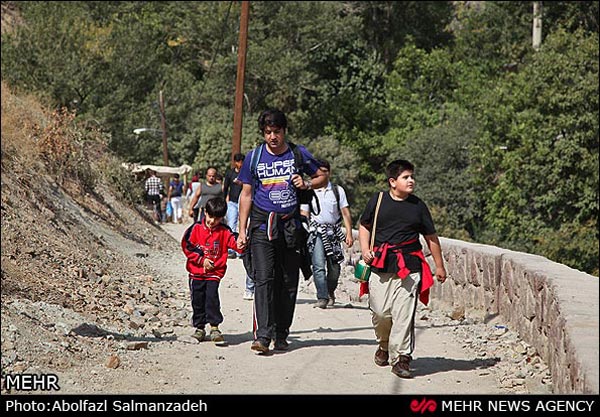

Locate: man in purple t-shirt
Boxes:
[237,109,326,354]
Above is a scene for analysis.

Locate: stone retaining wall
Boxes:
[347,233,599,394]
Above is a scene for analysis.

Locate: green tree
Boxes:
[346,1,454,69]
[398,110,483,240]
[480,28,599,273]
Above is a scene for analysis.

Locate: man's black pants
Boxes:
[250,229,301,343]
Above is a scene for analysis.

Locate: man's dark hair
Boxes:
[317,159,330,171]
[233,153,245,162]
[385,159,415,182]
[205,197,227,218]
[258,109,287,133]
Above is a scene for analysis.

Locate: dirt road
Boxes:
[50,221,548,396]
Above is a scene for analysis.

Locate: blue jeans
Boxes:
[245,274,255,293]
[227,201,240,258]
[311,234,341,300]
[226,201,239,232]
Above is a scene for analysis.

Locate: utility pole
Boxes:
[532,2,542,51]
[231,1,249,167]
[159,89,169,167]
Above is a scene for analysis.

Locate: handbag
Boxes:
[354,192,383,282]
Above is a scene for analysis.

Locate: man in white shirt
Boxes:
[300,159,354,308]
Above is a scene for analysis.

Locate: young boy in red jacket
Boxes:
[181,197,242,345]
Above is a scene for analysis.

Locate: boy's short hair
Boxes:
[385,159,415,182]
[205,197,227,218]
[258,109,287,133]
[234,153,245,162]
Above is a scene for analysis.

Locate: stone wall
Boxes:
[346,233,599,394]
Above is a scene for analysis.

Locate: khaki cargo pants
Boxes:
[368,270,421,366]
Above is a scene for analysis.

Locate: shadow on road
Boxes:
[216,325,376,350]
[411,356,501,377]
[70,323,177,343]
[285,336,375,351]
[295,298,370,310]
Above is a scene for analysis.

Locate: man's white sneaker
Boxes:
[243,291,254,300]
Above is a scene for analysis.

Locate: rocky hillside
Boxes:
[1,82,179,386]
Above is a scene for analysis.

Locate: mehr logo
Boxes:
[410,397,437,414]
[3,373,60,391]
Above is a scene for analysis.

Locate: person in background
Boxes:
[188,167,223,223]
[168,173,184,224]
[223,153,245,236]
[181,197,242,345]
[223,152,255,300]
[358,159,447,378]
[300,159,354,309]
[145,169,163,224]
[186,172,202,223]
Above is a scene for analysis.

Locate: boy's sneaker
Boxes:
[192,328,206,342]
[391,355,412,378]
[374,347,389,366]
[210,327,227,346]
[243,291,254,300]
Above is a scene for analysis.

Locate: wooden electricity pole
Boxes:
[159,89,169,167]
[231,1,249,167]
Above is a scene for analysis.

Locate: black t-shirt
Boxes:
[223,168,242,203]
[359,191,436,272]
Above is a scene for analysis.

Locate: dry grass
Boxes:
[1,80,49,172]
[1,80,106,195]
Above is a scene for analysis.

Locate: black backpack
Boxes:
[306,182,341,222]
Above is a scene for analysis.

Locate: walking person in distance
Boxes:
[300,159,354,309]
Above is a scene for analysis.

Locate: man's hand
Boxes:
[291,173,309,190]
[237,231,248,251]
[345,233,354,248]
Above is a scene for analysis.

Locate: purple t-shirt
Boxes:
[237,143,319,214]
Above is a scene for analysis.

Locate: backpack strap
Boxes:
[250,143,264,199]
[288,142,322,215]
[331,183,341,215]
[287,141,304,175]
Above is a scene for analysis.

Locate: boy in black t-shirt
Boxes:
[358,159,447,378]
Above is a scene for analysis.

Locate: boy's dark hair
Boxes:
[258,109,287,133]
[385,159,415,182]
[233,152,245,162]
[205,197,227,218]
